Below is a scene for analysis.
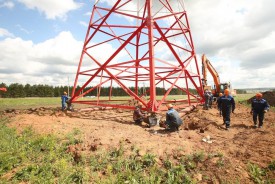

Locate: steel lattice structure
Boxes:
[71,0,204,112]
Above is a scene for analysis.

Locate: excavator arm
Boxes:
[201,54,221,94]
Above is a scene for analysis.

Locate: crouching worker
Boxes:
[251,93,270,128]
[133,102,147,125]
[161,104,183,132]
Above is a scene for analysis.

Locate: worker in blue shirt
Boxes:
[163,104,183,131]
[251,93,270,128]
[218,89,235,130]
[61,91,69,111]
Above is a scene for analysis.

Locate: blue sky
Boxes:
[0,0,90,42]
[0,0,275,88]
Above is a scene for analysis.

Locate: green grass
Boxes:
[0,117,88,183]
[0,93,261,112]
[0,97,61,110]
[0,95,189,111]
[248,162,275,184]
[234,94,255,103]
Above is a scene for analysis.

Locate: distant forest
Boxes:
[0,83,201,98]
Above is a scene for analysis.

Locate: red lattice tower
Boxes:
[71,0,204,112]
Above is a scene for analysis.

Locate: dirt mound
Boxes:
[247,91,275,106]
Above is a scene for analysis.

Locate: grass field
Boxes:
[0,94,255,111]
[0,97,60,110]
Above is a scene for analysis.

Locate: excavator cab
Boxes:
[219,83,230,93]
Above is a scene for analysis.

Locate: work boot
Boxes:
[254,123,258,128]
[225,122,230,130]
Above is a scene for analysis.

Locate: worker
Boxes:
[163,104,183,131]
[218,89,235,130]
[250,93,270,128]
[217,93,223,117]
[133,102,146,125]
[203,90,210,110]
[208,91,214,108]
[61,91,69,111]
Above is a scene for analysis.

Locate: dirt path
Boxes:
[4,103,275,182]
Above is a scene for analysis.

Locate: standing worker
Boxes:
[250,93,270,128]
[203,90,210,110]
[133,102,147,125]
[208,91,214,108]
[61,91,69,111]
[217,93,223,117]
[161,104,183,131]
[218,89,235,130]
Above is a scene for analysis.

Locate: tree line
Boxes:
[0,83,199,98]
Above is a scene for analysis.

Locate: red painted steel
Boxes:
[0,87,7,92]
[71,0,204,112]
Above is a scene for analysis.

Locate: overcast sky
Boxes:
[0,0,274,88]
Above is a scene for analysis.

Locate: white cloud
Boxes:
[0,1,14,9]
[79,21,88,27]
[0,32,82,85]
[18,0,82,20]
[84,11,91,16]
[0,31,120,86]
[32,31,82,64]
[183,0,275,88]
[91,0,275,88]
[0,28,14,37]
[1,0,274,89]
[16,24,32,34]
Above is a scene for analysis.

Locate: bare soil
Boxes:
[3,103,275,183]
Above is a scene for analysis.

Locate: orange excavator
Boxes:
[201,54,236,97]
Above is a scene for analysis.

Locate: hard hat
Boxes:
[256,93,262,97]
[166,104,173,108]
[64,91,67,95]
[219,93,223,97]
[137,102,143,106]
[224,89,230,94]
